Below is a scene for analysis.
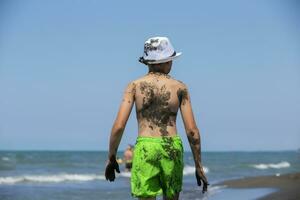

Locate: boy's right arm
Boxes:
[178,83,209,193]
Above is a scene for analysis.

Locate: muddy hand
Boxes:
[105,155,120,182]
[195,167,209,193]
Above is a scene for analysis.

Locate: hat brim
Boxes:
[146,52,182,64]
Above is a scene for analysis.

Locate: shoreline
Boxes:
[214,172,300,200]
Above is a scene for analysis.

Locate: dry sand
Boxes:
[215,172,300,200]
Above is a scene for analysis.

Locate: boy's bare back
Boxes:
[125,71,189,137]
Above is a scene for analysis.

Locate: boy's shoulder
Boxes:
[132,75,187,88]
[174,79,187,88]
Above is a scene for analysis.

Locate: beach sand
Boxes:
[215,172,300,200]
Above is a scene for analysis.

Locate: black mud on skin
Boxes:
[138,81,177,135]
[122,82,136,103]
[147,71,171,79]
[177,87,189,106]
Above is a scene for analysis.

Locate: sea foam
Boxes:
[204,185,227,199]
[1,157,10,161]
[183,165,209,175]
[0,164,209,184]
[118,165,209,178]
[119,171,131,178]
[0,173,106,184]
[252,161,290,169]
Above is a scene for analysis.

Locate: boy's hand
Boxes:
[105,155,120,181]
[195,165,209,193]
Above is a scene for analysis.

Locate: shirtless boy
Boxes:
[105,36,209,200]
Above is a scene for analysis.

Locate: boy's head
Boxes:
[139,36,181,67]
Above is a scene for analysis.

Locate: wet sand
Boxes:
[215,172,300,200]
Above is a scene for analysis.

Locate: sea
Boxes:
[0,150,299,200]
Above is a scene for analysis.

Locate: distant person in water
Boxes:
[123,144,134,172]
[105,36,209,199]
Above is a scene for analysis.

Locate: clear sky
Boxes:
[0,0,299,151]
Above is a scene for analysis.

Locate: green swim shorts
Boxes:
[131,135,184,198]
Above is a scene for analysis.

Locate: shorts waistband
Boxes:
[136,134,182,143]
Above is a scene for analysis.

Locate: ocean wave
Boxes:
[1,157,10,161]
[252,161,290,169]
[0,173,105,184]
[119,171,131,178]
[0,165,209,184]
[203,185,227,200]
[118,165,209,178]
[183,165,209,175]
[182,185,226,200]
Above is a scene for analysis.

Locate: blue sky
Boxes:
[0,0,299,151]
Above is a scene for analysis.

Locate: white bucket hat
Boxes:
[139,36,182,65]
